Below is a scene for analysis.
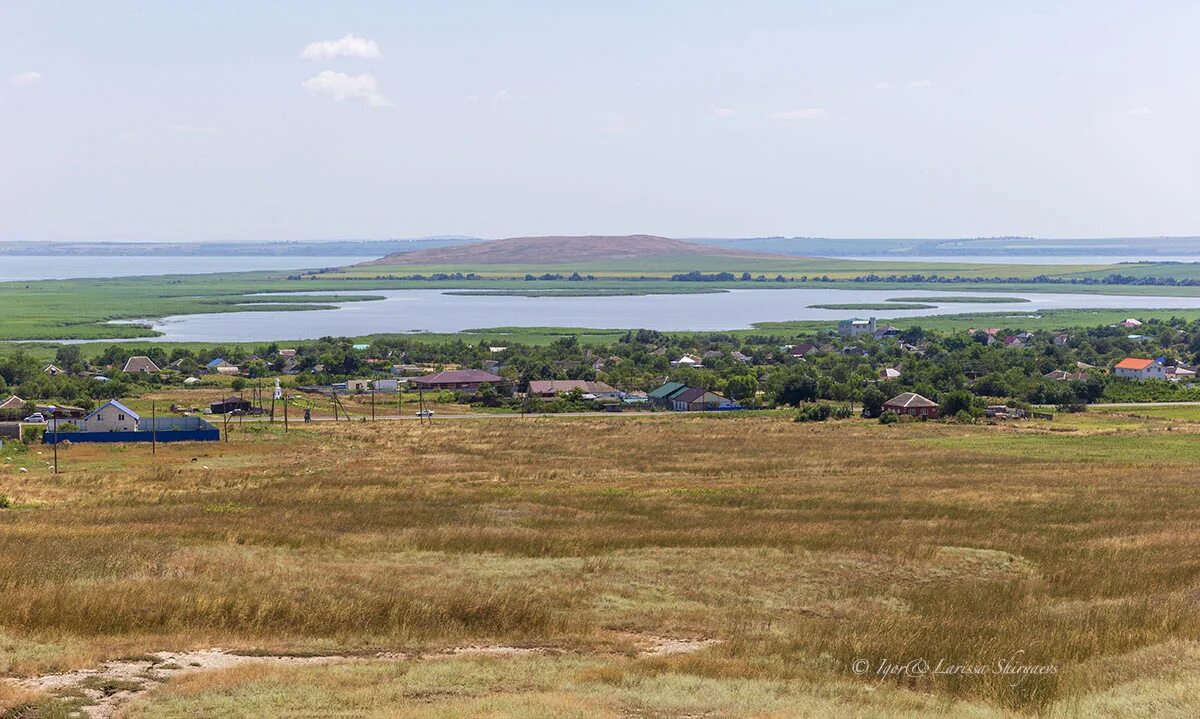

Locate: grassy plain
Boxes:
[2,413,1200,717]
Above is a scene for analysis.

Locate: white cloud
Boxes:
[712,107,736,118]
[492,88,509,102]
[11,71,42,87]
[172,125,217,134]
[1127,106,1153,116]
[766,108,830,122]
[301,34,381,60]
[302,71,391,106]
[907,79,934,89]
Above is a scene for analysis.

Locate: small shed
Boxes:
[210,396,253,414]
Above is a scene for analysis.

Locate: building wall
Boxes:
[82,407,138,432]
[1116,364,1166,381]
[885,403,937,419]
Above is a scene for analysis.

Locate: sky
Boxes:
[2,1,1199,243]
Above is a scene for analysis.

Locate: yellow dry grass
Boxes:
[2,414,1200,716]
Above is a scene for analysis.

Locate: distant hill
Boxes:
[362,235,783,265]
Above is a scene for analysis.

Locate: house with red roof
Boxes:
[883,392,939,419]
[410,369,506,393]
[1113,357,1165,382]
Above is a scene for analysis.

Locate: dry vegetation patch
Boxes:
[3,415,1200,715]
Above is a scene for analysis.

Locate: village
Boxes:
[2,314,1197,447]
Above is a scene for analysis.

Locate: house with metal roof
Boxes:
[80,400,141,433]
[883,392,939,419]
[123,356,161,374]
[410,369,505,392]
[205,358,240,375]
[670,387,740,412]
[647,382,689,408]
[1113,357,1165,381]
[527,380,621,399]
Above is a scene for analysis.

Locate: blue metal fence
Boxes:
[44,428,219,444]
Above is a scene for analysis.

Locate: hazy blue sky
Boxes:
[3,2,1198,242]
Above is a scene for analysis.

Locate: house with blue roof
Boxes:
[205,358,239,375]
[80,399,141,433]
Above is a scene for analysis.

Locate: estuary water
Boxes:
[115,288,1200,342]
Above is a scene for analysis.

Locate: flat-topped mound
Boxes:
[361,234,781,265]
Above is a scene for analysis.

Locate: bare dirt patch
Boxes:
[5,636,720,718]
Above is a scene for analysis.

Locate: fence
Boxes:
[44,416,220,444]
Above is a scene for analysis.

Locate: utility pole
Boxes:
[283,394,289,433]
[370,388,376,421]
[52,416,59,474]
[151,401,157,455]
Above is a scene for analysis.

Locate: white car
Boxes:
[23,413,46,423]
[415,410,434,418]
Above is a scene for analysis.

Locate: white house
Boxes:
[1113,358,1166,381]
[838,317,876,337]
[80,400,140,432]
[1167,366,1196,382]
[671,354,703,368]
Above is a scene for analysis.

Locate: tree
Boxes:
[55,345,83,370]
[939,390,976,417]
[861,386,886,418]
[474,382,501,407]
[775,374,818,406]
[231,378,247,392]
[724,374,758,402]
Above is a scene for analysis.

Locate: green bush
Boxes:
[794,403,833,422]
[879,410,899,425]
[0,495,10,509]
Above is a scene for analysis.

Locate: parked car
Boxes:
[23,413,46,423]
[415,410,435,418]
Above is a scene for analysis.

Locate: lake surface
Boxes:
[118,288,1200,342]
[0,255,377,281]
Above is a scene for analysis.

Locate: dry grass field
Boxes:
[2,413,1200,717]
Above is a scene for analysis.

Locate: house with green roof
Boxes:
[647,381,690,408]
